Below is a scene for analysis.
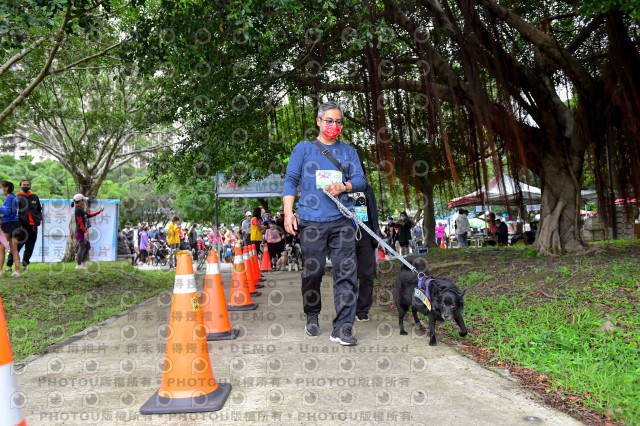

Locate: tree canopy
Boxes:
[122,0,640,252]
[0,0,126,127]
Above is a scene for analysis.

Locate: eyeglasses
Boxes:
[321,119,343,126]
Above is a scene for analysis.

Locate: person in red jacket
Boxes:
[72,193,103,269]
[7,179,42,271]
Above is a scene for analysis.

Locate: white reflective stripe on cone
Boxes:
[0,362,25,426]
[206,262,220,275]
[173,275,197,294]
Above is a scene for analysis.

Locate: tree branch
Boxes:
[476,0,593,91]
[47,40,124,75]
[0,3,72,125]
[287,74,452,100]
[566,15,605,54]
[5,132,69,169]
[0,38,45,79]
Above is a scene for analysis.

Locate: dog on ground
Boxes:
[276,252,288,270]
[393,255,468,346]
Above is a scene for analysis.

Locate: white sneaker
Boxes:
[11,271,20,277]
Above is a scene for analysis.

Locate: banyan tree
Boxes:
[125,0,640,254]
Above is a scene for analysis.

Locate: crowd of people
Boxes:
[118,207,297,270]
[380,213,425,255]
[1,179,112,273]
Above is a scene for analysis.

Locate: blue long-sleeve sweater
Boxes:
[283,139,366,222]
[0,194,19,224]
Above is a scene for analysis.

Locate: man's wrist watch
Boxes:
[342,182,348,192]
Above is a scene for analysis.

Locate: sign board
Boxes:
[30,199,119,263]
[216,173,288,198]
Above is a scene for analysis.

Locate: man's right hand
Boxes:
[284,211,297,235]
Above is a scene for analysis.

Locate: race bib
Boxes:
[316,170,343,189]
[354,205,368,222]
[413,288,432,311]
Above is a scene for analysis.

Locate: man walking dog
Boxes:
[283,101,366,346]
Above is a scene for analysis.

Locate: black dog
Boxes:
[393,255,468,346]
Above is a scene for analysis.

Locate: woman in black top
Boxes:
[72,194,103,269]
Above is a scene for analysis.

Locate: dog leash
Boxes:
[322,188,427,281]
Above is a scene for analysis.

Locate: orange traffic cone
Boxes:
[202,250,238,341]
[261,243,272,272]
[227,246,258,311]
[251,244,267,288]
[0,297,26,426]
[140,251,231,414]
[251,244,266,284]
[440,240,446,249]
[243,246,261,297]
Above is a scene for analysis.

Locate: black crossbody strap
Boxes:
[310,139,348,182]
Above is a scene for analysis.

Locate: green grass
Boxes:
[433,245,640,424]
[379,240,640,424]
[0,262,174,359]
[455,294,640,421]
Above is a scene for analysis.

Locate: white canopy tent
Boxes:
[448,174,541,208]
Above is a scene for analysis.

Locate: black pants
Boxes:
[251,240,262,256]
[267,241,280,265]
[77,240,90,265]
[139,249,149,263]
[8,225,38,267]
[355,237,376,317]
[299,217,358,329]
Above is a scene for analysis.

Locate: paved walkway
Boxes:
[14,265,580,425]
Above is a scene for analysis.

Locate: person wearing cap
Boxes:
[157,226,167,243]
[241,211,252,246]
[283,101,366,346]
[72,194,104,269]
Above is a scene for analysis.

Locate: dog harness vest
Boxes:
[414,277,434,311]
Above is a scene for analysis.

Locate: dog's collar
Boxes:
[418,276,435,301]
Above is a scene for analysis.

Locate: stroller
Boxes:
[151,239,170,266]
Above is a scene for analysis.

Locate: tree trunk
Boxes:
[61,219,79,262]
[421,179,437,248]
[257,198,270,212]
[533,151,588,254]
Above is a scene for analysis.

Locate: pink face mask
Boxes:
[322,123,342,140]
